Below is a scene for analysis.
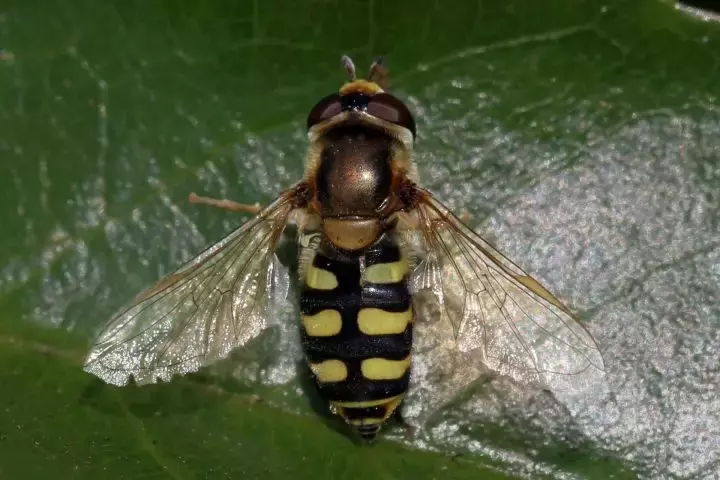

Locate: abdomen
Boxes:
[299,232,412,440]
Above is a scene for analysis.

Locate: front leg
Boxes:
[188,192,262,214]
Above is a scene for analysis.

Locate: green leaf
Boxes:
[0,318,513,479]
[1,0,718,478]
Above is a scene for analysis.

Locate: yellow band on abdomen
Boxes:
[360,356,411,380]
[331,394,406,425]
[302,310,342,337]
[332,394,404,409]
[310,359,348,383]
[306,265,338,290]
[357,308,412,335]
[364,259,409,284]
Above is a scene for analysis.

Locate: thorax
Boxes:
[303,123,413,252]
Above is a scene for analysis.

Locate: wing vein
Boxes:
[83,193,296,386]
[407,193,605,394]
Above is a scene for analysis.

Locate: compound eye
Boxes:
[307,93,342,129]
[366,93,416,137]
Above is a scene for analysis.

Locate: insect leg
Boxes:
[188,192,262,214]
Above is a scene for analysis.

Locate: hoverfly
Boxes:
[84,56,604,441]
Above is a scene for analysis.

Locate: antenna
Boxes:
[367,56,384,82]
[341,55,357,81]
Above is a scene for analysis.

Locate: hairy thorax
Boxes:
[315,126,394,250]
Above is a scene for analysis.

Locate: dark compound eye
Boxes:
[306,93,342,129]
[366,93,416,137]
[306,91,416,138]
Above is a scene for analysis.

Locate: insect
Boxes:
[84,55,605,441]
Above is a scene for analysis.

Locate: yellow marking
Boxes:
[516,275,569,313]
[361,356,411,380]
[333,394,404,409]
[310,360,348,383]
[302,310,342,337]
[339,79,383,96]
[357,308,412,335]
[348,417,384,426]
[333,395,405,425]
[364,259,409,284]
[381,395,404,419]
[306,265,338,290]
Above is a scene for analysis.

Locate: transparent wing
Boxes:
[403,192,604,404]
[84,193,296,386]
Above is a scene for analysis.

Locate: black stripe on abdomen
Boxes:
[299,234,412,431]
[300,250,412,364]
[341,405,387,420]
[302,282,411,313]
[302,331,412,363]
[317,369,410,402]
